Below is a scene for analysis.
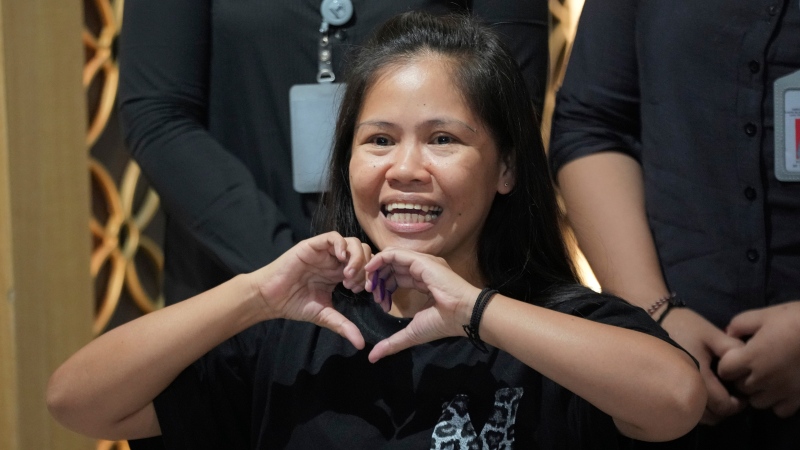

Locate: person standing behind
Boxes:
[117,0,549,308]
[550,0,800,448]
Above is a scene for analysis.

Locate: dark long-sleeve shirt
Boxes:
[118,0,550,305]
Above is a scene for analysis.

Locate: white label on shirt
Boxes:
[775,70,800,181]
[784,90,800,173]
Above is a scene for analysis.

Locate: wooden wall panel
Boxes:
[0,0,94,449]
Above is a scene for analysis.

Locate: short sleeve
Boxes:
[549,287,697,366]
[151,328,263,449]
[548,0,642,179]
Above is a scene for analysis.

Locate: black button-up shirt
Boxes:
[550,0,800,329]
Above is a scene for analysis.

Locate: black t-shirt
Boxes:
[150,289,686,449]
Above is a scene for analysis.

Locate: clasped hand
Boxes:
[665,301,800,423]
[251,232,480,363]
[716,301,800,418]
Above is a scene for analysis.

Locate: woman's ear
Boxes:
[497,155,515,194]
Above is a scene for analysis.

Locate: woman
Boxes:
[118,0,548,306]
[49,12,704,448]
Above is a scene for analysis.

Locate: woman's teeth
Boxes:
[384,203,442,223]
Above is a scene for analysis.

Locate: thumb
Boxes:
[368,328,422,363]
[706,326,745,360]
[716,347,749,381]
[316,308,365,350]
[726,309,762,340]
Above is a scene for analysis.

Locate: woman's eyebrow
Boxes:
[419,118,477,133]
[355,118,478,133]
[355,120,396,131]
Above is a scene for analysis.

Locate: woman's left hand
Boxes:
[363,247,481,362]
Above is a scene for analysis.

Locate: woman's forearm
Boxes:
[480,295,705,441]
[46,273,266,440]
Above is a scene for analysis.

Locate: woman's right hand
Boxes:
[250,231,371,349]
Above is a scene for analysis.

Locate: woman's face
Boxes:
[349,55,513,275]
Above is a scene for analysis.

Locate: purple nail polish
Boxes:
[371,271,379,290]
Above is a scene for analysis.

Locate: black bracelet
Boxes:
[462,288,498,353]
[656,295,686,325]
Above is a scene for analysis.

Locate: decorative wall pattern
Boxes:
[81,2,582,449]
[84,0,160,448]
[84,0,163,336]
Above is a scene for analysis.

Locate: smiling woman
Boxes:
[349,56,511,284]
[47,11,705,449]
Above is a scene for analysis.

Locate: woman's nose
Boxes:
[385,142,431,185]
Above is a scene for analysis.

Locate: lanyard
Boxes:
[317,0,353,83]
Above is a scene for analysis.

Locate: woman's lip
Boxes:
[379,199,442,233]
[382,216,437,233]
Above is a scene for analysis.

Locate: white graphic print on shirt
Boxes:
[430,387,523,450]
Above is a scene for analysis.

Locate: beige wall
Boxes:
[0,0,94,449]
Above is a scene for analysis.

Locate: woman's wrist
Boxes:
[457,286,484,328]
[243,269,282,322]
[462,287,499,352]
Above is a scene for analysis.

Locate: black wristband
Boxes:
[462,288,498,353]
[656,296,686,325]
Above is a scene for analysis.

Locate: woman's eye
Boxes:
[373,136,391,146]
[433,135,454,145]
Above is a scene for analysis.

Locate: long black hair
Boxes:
[319,11,579,304]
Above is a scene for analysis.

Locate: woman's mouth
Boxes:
[382,202,442,223]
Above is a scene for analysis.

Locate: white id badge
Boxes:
[289,83,346,192]
[774,70,800,182]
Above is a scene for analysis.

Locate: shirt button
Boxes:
[334,29,348,41]
[744,187,757,200]
[746,249,760,262]
[744,123,758,136]
[767,4,779,15]
[748,60,760,74]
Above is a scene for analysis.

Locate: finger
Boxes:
[748,388,780,410]
[365,261,393,291]
[726,309,763,339]
[773,397,800,419]
[367,264,394,297]
[716,347,750,381]
[734,368,769,396]
[361,243,374,269]
[364,248,414,272]
[316,307,365,350]
[706,331,745,359]
[377,277,392,313]
[702,363,746,420]
[311,231,347,262]
[342,238,369,292]
[368,328,420,363]
[700,408,725,426]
